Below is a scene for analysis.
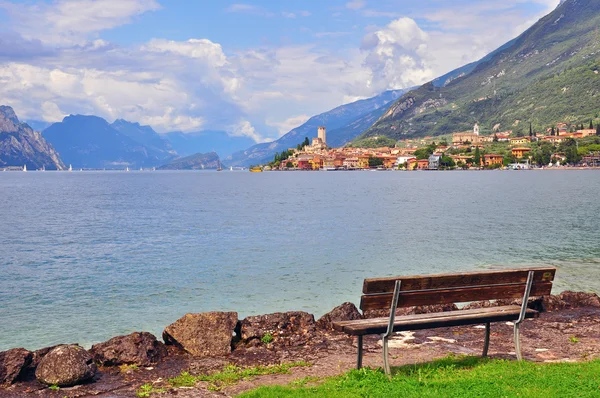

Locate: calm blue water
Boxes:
[1,170,600,351]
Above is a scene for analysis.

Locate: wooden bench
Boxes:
[333,267,556,375]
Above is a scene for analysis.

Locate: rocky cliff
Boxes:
[0,106,65,170]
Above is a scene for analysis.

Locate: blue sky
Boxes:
[0,0,560,141]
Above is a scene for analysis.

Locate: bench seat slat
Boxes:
[360,282,552,311]
[333,305,538,336]
[363,267,556,294]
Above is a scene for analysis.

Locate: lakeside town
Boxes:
[259,122,600,171]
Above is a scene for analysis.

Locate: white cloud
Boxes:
[361,18,433,90]
[231,120,264,142]
[142,39,228,66]
[225,3,274,17]
[346,0,366,10]
[266,115,311,134]
[0,0,160,45]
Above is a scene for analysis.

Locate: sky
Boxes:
[0,0,560,142]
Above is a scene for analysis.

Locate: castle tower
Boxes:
[318,126,327,146]
[473,123,480,136]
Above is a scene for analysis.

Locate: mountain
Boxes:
[25,120,53,133]
[362,0,600,140]
[111,119,177,163]
[43,115,169,169]
[164,130,255,159]
[158,152,221,170]
[0,106,65,170]
[226,89,410,166]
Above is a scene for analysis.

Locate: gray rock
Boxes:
[163,312,238,357]
[240,311,316,347]
[316,302,362,330]
[90,332,168,367]
[35,345,96,387]
[0,348,32,384]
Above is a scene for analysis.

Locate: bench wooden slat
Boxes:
[333,305,538,336]
[360,282,553,311]
[362,267,556,294]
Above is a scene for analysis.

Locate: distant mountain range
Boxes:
[226,89,410,167]
[361,0,600,140]
[0,106,64,170]
[158,152,221,170]
[42,115,172,169]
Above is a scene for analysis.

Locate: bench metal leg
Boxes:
[482,323,490,357]
[514,323,522,360]
[356,335,363,369]
[382,335,391,376]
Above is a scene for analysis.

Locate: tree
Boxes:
[590,120,594,130]
[368,156,384,168]
[493,134,499,142]
[474,147,481,166]
[560,138,582,164]
[529,123,533,138]
[597,125,600,136]
[516,130,524,137]
[551,126,556,136]
[303,137,310,147]
[439,154,455,169]
[286,161,293,168]
[580,123,584,131]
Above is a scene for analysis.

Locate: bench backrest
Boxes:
[360,267,556,312]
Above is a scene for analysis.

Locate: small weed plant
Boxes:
[261,333,274,344]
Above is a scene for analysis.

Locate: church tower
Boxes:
[318,126,327,146]
[473,123,480,136]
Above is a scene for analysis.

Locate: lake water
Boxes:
[1,170,600,351]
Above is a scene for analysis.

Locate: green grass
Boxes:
[136,383,167,397]
[240,356,600,398]
[136,361,311,395]
[198,362,311,391]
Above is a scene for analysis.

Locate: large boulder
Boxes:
[163,312,238,357]
[35,345,96,387]
[316,303,362,331]
[559,291,600,308]
[90,332,168,367]
[0,348,32,385]
[240,311,316,347]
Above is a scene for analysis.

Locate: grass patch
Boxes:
[199,362,311,391]
[240,356,600,398]
[168,371,198,388]
[135,383,167,397]
[119,364,139,373]
[48,384,59,391]
[137,361,311,395]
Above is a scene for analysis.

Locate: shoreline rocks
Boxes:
[35,345,96,387]
[90,332,167,367]
[163,312,238,357]
[240,311,316,348]
[0,348,32,385]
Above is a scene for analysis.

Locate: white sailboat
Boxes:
[125,167,130,172]
[23,164,27,172]
[68,164,72,172]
